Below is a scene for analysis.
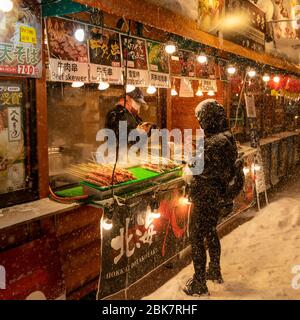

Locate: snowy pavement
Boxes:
[143,172,300,300]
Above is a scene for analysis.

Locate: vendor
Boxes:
[105,88,154,139]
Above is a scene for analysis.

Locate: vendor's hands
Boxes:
[137,122,152,134]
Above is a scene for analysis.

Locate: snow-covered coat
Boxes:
[190,100,238,210]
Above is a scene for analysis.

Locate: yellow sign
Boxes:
[20,26,37,44]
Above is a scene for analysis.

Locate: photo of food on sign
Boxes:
[147,41,169,73]
[121,35,148,70]
[0,0,42,77]
[88,27,121,67]
[46,17,88,62]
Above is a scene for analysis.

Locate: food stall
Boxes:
[0,0,299,301]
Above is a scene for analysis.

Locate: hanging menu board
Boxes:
[46,17,89,83]
[0,0,42,78]
[147,41,170,88]
[121,35,149,87]
[88,27,123,85]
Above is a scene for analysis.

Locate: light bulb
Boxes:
[165,43,176,55]
[171,88,178,96]
[197,53,207,64]
[207,90,215,96]
[273,76,280,84]
[196,89,203,97]
[74,28,85,42]
[180,197,191,205]
[248,69,256,78]
[98,81,110,90]
[0,0,13,12]
[151,211,161,219]
[147,85,157,95]
[243,167,250,175]
[227,66,236,75]
[71,81,84,88]
[262,74,270,82]
[126,84,136,93]
[102,218,113,230]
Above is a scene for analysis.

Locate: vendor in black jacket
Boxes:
[184,99,238,297]
[105,88,152,140]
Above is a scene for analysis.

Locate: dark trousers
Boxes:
[190,204,221,283]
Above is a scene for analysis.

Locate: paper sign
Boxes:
[201,79,217,92]
[8,107,22,142]
[245,94,257,118]
[179,78,194,97]
[149,72,170,88]
[48,58,89,83]
[89,64,123,85]
[126,69,149,87]
[20,25,37,44]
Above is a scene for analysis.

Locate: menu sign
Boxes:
[121,35,148,70]
[147,41,170,88]
[0,0,42,77]
[120,35,149,87]
[170,50,196,77]
[48,59,88,83]
[126,69,149,87]
[224,0,266,52]
[88,27,123,84]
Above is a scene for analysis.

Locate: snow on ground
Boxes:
[144,173,300,300]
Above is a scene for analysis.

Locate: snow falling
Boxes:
[144,173,300,300]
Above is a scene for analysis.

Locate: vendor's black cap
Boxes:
[127,87,147,105]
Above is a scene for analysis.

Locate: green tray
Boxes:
[80,166,161,191]
[55,186,84,197]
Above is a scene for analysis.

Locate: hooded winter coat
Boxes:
[190,100,238,209]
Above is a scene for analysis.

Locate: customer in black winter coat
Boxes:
[184,99,238,297]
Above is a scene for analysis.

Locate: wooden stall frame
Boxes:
[74,0,300,75]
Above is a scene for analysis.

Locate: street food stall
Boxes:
[0,0,299,300]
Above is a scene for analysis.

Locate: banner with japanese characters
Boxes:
[0,81,26,194]
[0,0,42,78]
[147,41,170,88]
[200,78,217,92]
[88,27,123,85]
[97,188,189,299]
[46,17,89,83]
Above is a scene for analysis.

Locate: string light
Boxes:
[71,82,84,88]
[126,84,136,93]
[247,69,256,78]
[74,28,85,42]
[243,167,250,175]
[0,0,13,12]
[263,74,270,82]
[98,81,110,90]
[227,65,237,75]
[165,42,176,55]
[147,85,157,94]
[273,75,280,84]
[102,218,113,230]
[207,90,215,96]
[197,53,208,64]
